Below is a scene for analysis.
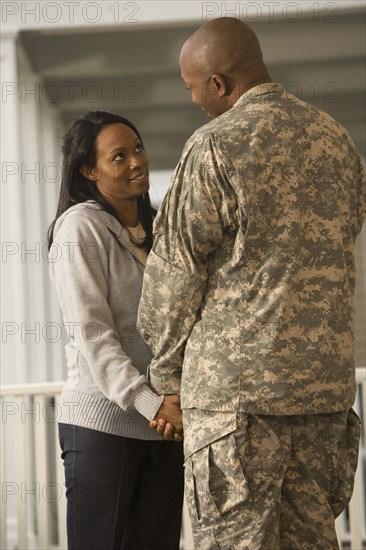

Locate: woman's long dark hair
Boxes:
[47,110,155,251]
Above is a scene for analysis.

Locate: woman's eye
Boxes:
[114,153,125,161]
[135,143,143,152]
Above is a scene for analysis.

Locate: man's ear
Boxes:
[210,73,227,97]
[80,164,97,181]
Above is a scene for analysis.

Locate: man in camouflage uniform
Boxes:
[137,18,366,549]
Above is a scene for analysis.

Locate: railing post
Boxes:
[15,395,28,549]
[1,397,8,550]
[34,393,50,549]
[55,393,67,550]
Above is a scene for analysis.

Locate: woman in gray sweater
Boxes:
[48,111,184,549]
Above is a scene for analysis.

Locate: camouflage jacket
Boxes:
[138,83,366,415]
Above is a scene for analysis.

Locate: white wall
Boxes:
[1,35,65,384]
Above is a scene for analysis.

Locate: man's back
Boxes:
[150,82,366,415]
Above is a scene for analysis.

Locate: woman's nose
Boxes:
[129,155,141,169]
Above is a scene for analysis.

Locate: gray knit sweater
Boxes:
[49,201,164,439]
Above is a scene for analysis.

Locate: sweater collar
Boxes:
[68,201,145,264]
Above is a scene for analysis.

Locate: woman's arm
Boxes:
[49,211,163,420]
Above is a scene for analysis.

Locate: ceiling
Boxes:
[19,8,365,170]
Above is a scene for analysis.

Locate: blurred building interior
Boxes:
[17,9,365,170]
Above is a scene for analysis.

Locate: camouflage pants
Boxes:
[184,410,360,550]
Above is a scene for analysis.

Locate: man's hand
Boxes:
[150,395,183,442]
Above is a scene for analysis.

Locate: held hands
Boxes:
[150,394,183,442]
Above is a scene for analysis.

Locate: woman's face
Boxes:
[88,123,149,202]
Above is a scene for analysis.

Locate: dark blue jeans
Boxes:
[58,423,184,550]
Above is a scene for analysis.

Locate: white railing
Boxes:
[0,382,194,550]
[1,370,365,550]
[1,383,66,550]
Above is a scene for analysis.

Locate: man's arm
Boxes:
[138,133,235,397]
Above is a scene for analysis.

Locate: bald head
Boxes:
[181,18,264,78]
[180,18,271,117]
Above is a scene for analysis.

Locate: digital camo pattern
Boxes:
[184,410,361,550]
[137,82,366,415]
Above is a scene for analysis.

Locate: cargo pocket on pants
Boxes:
[186,431,250,549]
[185,448,221,550]
[331,408,361,518]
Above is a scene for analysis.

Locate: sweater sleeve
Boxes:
[49,212,163,420]
[137,133,235,394]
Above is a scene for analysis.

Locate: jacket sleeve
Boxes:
[49,213,163,419]
[137,133,235,394]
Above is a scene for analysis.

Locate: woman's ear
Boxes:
[80,164,97,181]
